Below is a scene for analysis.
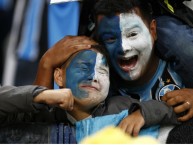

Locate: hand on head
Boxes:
[34,36,98,89]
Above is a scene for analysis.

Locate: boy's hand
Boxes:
[34,36,97,89]
[34,88,74,111]
[118,109,145,137]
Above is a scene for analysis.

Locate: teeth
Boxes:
[118,55,138,72]
[122,55,136,60]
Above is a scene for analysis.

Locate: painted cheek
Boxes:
[98,16,123,57]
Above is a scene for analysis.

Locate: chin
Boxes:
[88,92,106,103]
[121,70,142,81]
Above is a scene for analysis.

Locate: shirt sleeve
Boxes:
[0,85,48,117]
[129,100,180,127]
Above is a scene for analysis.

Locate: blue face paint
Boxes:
[65,50,109,101]
[97,16,127,78]
[97,13,153,81]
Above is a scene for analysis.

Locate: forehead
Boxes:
[98,12,144,27]
[119,13,146,30]
[69,50,107,66]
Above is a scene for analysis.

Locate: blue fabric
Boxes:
[76,110,159,143]
[50,124,76,144]
[17,0,45,61]
[156,15,193,87]
[0,0,12,10]
[118,59,184,102]
[48,2,80,48]
[48,2,80,89]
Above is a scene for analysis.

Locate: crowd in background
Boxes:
[0,0,80,86]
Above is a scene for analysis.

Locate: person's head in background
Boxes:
[94,0,158,86]
[54,44,110,120]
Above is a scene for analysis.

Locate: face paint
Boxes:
[97,12,153,81]
[65,50,109,107]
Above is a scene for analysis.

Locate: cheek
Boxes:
[106,43,122,59]
[132,36,150,50]
[99,75,110,92]
[66,72,82,88]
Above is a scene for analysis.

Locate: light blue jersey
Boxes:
[118,60,184,101]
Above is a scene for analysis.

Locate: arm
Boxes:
[0,85,74,126]
[104,96,179,136]
[0,85,47,116]
[118,100,179,136]
[104,95,178,125]
[136,100,179,126]
[34,36,97,89]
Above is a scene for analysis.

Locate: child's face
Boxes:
[97,12,155,81]
[65,50,109,108]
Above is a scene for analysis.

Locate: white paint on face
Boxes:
[119,13,153,80]
[77,52,110,108]
[86,52,110,107]
[94,52,110,98]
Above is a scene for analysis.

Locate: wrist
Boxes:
[40,54,54,70]
[34,90,48,103]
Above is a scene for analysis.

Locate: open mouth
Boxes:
[118,55,138,72]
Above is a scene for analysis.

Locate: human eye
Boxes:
[79,64,89,72]
[97,67,109,75]
[126,31,138,38]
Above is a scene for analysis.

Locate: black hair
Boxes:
[94,0,153,24]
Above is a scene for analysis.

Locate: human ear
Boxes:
[150,19,157,41]
[54,68,64,87]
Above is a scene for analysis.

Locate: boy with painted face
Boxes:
[0,36,180,143]
[51,40,178,141]
[53,47,110,120]
[94,0,191,119]
[47,35,181,140]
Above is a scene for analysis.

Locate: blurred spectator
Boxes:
[2,0,80,86]
[0,0,14,84]
[2,0,48,85]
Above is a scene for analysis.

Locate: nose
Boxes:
[88,72,98,82]
[118,47,132,56]
[118,45,133,56]
[122,41,133,54]
[93,76,98,83]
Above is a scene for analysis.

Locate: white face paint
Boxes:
[66,50,109,109]
[92,53,110,102]
[119,13,153,80]
[88,52,110,106]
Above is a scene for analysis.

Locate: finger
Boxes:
[174,101,191,114]
[118,121,128,132]
[69,37,97,45]
[161,90,181,102]
[132,124,141,137]
[73,44,92,50]
[64,45,91,55]
[125,125,134,136]
[165,96,184,106]
[178,110,193,122]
